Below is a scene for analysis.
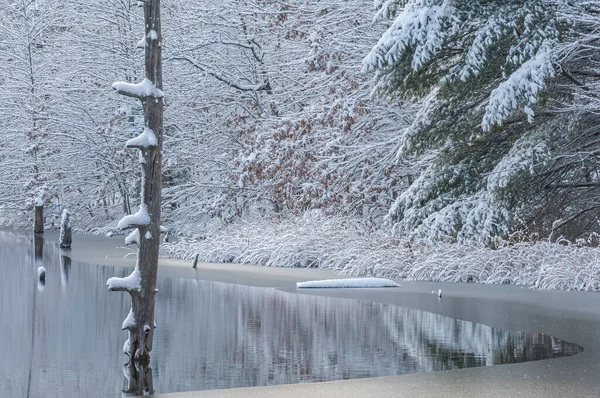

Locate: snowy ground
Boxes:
[36,229,600,398]
[159,216,600,292]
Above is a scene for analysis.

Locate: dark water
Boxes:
[0,232,583,397]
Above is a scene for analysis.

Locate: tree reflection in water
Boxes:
[0,231,583,398]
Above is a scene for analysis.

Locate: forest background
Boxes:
[2,0,600,291]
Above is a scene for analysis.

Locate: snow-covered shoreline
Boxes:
[159,216,600,292]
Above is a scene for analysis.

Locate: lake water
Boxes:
[0,231,583,397]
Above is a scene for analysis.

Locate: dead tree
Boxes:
[106,0,163,379]
[59,209,72,248]
[33,199,44,233]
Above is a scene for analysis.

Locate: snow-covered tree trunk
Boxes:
[107,0,163,382]
[59,209,71,248]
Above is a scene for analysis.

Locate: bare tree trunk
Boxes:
[107,0,163,380]
[34,204,43,233]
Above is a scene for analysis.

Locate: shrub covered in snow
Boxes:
[160,214,600,292]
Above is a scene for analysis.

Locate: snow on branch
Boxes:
[107,268,141,292]
[363,2,454,73]
[112,78,164,99]
[136,36,145,49]
[125,229,140,245]
[122,308,136,330]
[126,127,158,149]
[171,56,271,92]
[482,44,555,132]
[136,30,158,49]
[118,204,150,230]
[297,278,401,288]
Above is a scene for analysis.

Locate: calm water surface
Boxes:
[0,232,583,397]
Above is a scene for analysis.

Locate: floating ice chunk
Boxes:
[112,78,164,99]
[107,268,141,292]
[296,278,401,289]
[118,205,150,230]
[126,127,158,149]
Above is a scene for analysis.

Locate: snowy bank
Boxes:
[297,278,400,289]
[159,216,600,292]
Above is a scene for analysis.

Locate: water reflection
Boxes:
[0,232,583,398]
[122,363,153,397]
[60,255,71,290]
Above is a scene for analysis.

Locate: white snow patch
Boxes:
[37,266,46,279]
[122,308,136,330]
[145,231,152,239]
[123,336,131,354]
[126,127,158,149]
[118,204,150,230]
[148,30,158,41]
[136,36,145,49]
[112,78,164,98]
[296,277,400,289]
[34,197,43,207]
[107,268,141,292]
[125,229,139,245]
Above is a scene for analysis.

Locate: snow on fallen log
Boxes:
[296,277,400,289]
[112,78,164,99]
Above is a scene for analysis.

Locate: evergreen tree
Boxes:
[364,0,564,243]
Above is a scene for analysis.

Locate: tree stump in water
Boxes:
[33,202,44,234]
[59,209,72,249]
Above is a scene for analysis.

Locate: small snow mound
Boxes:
[107,268,141,292]
[125,229,139,245]
[126,127,158,149]
[122,309,136,330]
[118,205,150,230]
[296,277,400,289]
[112,78,164,99]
